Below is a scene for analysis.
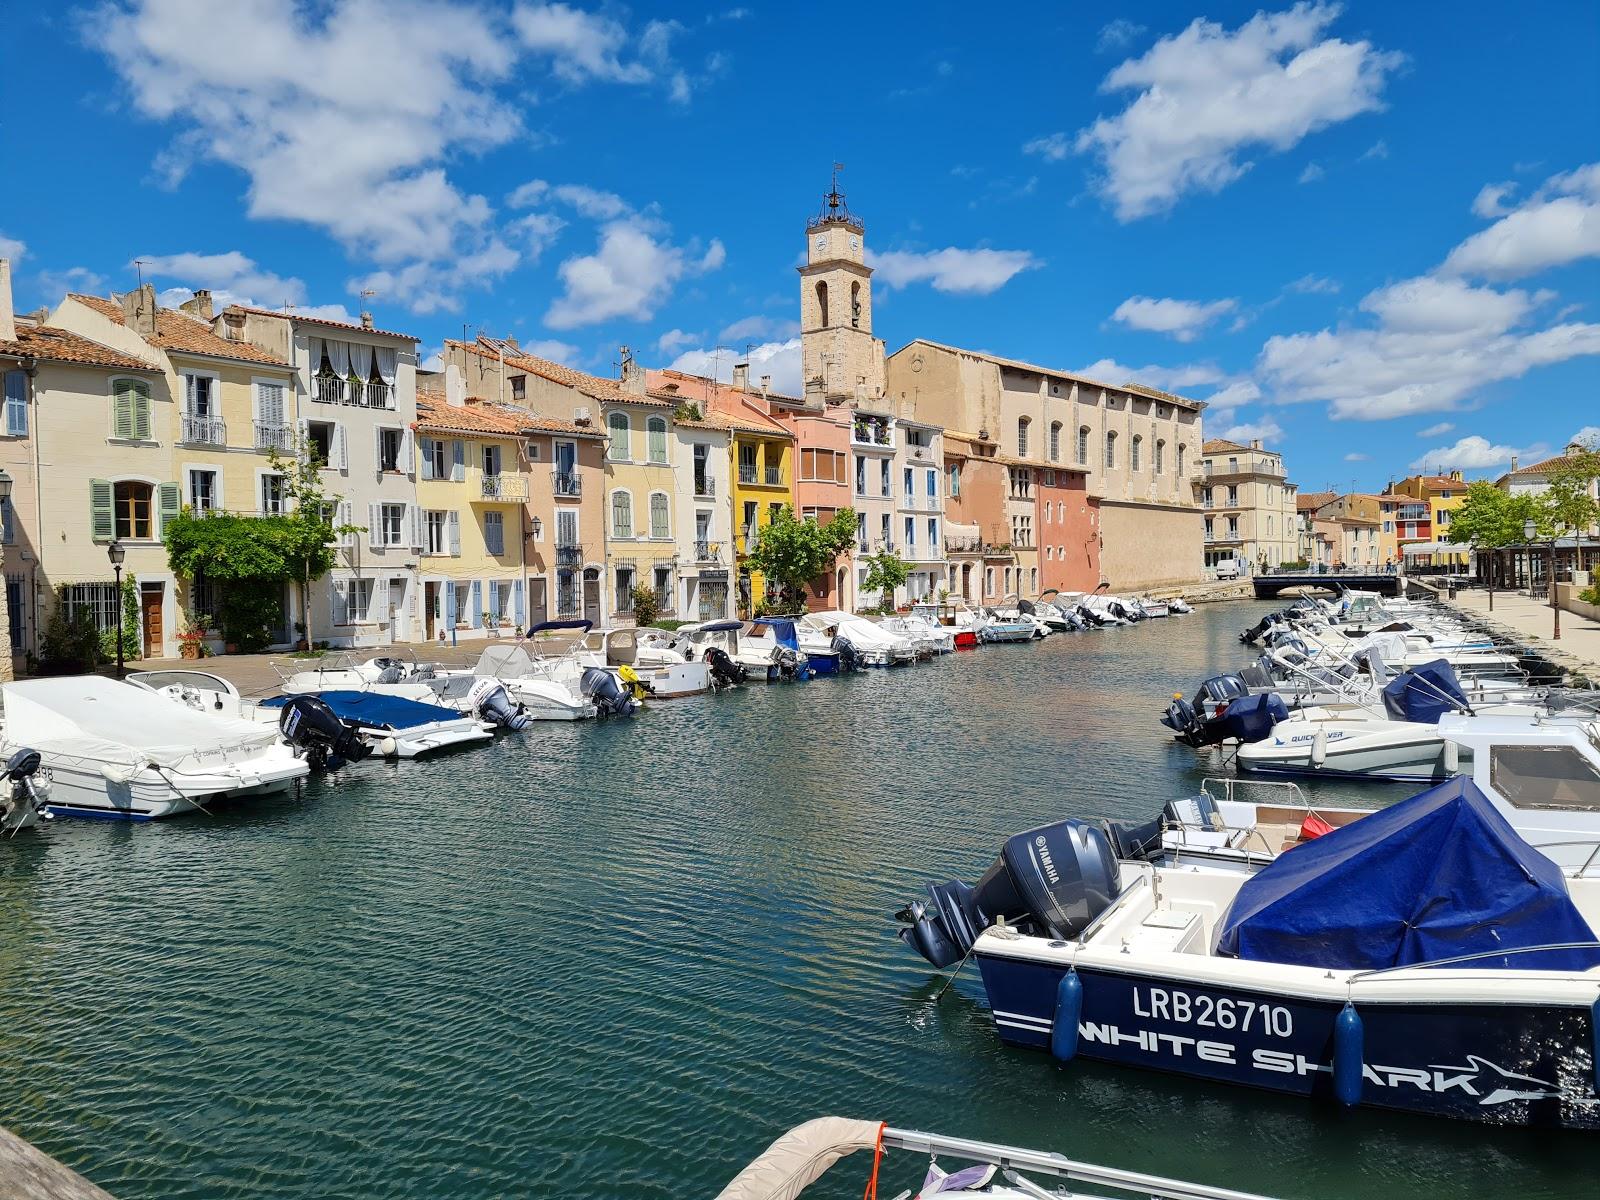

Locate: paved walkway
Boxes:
[1445,585,1600,681]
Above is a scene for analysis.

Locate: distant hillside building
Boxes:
[1195,438,1298,572]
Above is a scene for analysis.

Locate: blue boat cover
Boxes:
[1381,658,1468,723]
[262,690,461,730]
[1216,777,1600,971]
[1216,692,1288,743]
[763,617,800,651]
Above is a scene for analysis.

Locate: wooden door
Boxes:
[140,584,163,659]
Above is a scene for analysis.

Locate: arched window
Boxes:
[815,281,829,327]
[649,491,670,539]
[985,567,995,596]
[1131,435,1142,471]
[1017,416,1030,458]
[607,411,630,461]
[1266,515,1274,537]
[1104,431,1117,469]
[850,281,861,328]
[1044,501,1052,524]
[1049,421,1062,462]
[1155,439,1165,474]
[1077,426,1090,466]
[646,416,668,463]
[611,489,633,538]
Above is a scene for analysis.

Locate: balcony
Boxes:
[1203,458,1283,479]
[693,475,715,498]
[693,540,722,562]
[552,471,582,498]
[555,544,583,567]
[738,464,757,485]
[851,421,892,448]
[945,534,981,554]
[182,415,227,445]
[254,422,294,452]
[341,380,393,410]
[480,473,528,502]
[764,466,782,486]
[313,374,344,404]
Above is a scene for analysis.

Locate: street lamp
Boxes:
[107,539,127,678]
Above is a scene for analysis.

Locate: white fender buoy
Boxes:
[378,736,398,758]
[1442,739,1459,774]
[1311,728,1328,768]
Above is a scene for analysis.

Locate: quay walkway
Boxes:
[1444,586,1600,684]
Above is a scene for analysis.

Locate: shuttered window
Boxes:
[649,492,669,539]
[484,511,505,556]
[647,417,667,463]
[611,490,632,538]
[112,379,152,441]
[3,371,26,436]
[607,412,630,461]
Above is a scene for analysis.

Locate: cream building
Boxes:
[884,342,1204,590]
[659,398,734,621]
[1196,438,1298,573]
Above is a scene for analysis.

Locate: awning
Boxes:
[1401,542,1460,555]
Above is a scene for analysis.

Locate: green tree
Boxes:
[745,504,858,613]
[629,582,660,628]
[100,572,141,664]
[1537,440,1600,536]
[1447,480,1544,599]
[861,550,911,613]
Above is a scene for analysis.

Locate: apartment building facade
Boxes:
[1195,437,1298,573]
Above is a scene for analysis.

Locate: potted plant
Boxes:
[177,612,209,660]
[294,620,309,652]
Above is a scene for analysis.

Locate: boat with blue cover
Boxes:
[260,690,493,758]
[896,776,1600,1129]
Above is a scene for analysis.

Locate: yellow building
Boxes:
[1395,470,1468,566]
[414,391,532,641]
[707,396,794,615]
[602,391,680,622]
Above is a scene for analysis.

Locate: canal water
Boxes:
[0,601,1590,1198]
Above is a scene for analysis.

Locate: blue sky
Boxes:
[5,1,1598,491]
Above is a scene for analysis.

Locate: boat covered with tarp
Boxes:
[260,690,492,758]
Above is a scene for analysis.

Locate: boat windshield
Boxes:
[1489,742,1600,812]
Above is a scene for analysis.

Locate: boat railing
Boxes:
[1524,838,1600,878]
[878,1127,1275,1200]
[1345,939,1600,987]
[1077,867,1151,946]
[1199,777,1309,807]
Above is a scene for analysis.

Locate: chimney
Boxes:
[120,283,158,338]
[1567,441,1584,455]
[504,334,520,352]
[1450,469,1463,481]
[179,289,214,321]
[732,362,749,391]
[0,258,15,342]
[1510,455,1519,472]
[618,344,646,395]
[1250,438,1262,450]
[360,311,374,330]
[444,362,468,408]
[760,374,771,398]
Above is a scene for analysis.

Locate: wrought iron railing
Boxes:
[255,422,294,452]
[738,464,757,484]
[182,415,227,445]
[552,471,582,497]
[481,474,528,501]
[555,544,583,567]
[693,540,721,562]
[694,475,715,497]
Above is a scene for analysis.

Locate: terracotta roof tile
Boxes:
[1508,449,1599,477]
[229,305,416,342]
[71,294,290,367]
[465,337,671,406]
[1296,490,1337,512]
[416,392,603,439]
[0,323,156,372]
[1202,438,1252,454]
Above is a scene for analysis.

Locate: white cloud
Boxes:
[1360,139,1389,161]
[1298,162,1325,184]
[1220,416,1284,444]
[871,247,1038,294]
[34,266,109,301]
[717,315,799,343]
[1258,274,1600,419]
[1471,181,1517,219]
[1202,379,1262,411]
[136,249,307,307]
[521,338,581,365]
[506,179,551,209]
[1076,357,1231,398]
[1077,3,1402,220]
[1022,133,1071,162]
[1441,162,1600,280]
[1096,19,1147,54]
[656,329,701,355]
[508,211,566,258]
[1343,452,1369,461]
[1417,421,1455,437]
[1408,435,1539,473]
[1111,294,1237,341]
[1286,273,1340,295]
[511,4,689,101]
[550,183,631,220]
[545,217,723,329]
[0,234,25,262]
[669,337,802,397]
[1571,426,1600,447]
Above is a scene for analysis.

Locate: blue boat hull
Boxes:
[805,652,841,675]
[976,952,1600,1129]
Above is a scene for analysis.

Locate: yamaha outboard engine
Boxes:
[703,646,746,690]
[1160,695,1205,745]
[467,678,531,732]
[277,695,373,771]
[581,666,640,717]
[773,646,810,682]
[832,636,865,673]
[1,748,51,832]
[895,819,1122,969]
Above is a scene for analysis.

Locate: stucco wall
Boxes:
[1099,500,1203,590]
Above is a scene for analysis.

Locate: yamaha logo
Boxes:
[1034,835,1060,886]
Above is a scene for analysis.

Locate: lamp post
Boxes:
[107,539,127,677]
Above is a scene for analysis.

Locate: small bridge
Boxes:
[1251,571,1401,599]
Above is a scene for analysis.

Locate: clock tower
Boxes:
[799,171,884,405]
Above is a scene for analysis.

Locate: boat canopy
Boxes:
[473,644,537,677]
[260,690,463,730]
[1216,776,1600,972]
[694,620,744,633]
[762,616,800,651]
[528,619,591,635]
[2,676,279,774]
[1380,659,1468,724]
[713,1116,883,1200]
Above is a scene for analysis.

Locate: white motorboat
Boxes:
[274,652,531,731]
[580,626,711,697]
[258,690,493,759]
[736,619,814,679]
[676,619,794,681]
[432,643,597,720]
[715,1117,1273,1200]
[977,608,1037,643]
[517,620,643,716]
[880,613,955,654]
[802,610,917,667]
[1,676,308,820]
[896,776,1600,1130]
[909,600,988,648]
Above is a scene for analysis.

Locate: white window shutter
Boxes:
[419,436,433,480]
[452,439,465,482]
[184,374,196,413]
[333,423,347,470]
[374,426,383,473]
[368,501,381,550]
[410,503,424,550]
[448,510,461,556]
[332,580,347,626]
[401,427,415,477]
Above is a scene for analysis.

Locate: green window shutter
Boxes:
[113,382,134,440]
[90,479,114,541]
[157,482,182,539]
[133,383,152,441]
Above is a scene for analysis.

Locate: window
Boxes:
[378,503,405,547]
[742,501,757,539]
[510,374,526,401]
[1227,485,1238,507]
[1203,488,1213,507]
[1177,444,1187,476]
[114,481,153,539]
[190,572,220,629]
[928,517,937,548]
[1047,421,1061,462]
[654,566,672,610]
[62,583,122,633]
[1045,501,1052,525]
[483,444,501,478]
[112,378,153,441]
[926,469,937,498]
[608,411,631,460]
[1104,431,1117,469]
[880,458,890,496]
[1490,745,1600,811]
[188,469,217,513]
[855,455,866,494]
[647,416,668,463]
[420,436,445,480]
[310,421,336,467]
[484,511,505,555]
[1017,417,1030,457]
[1155,440,1165,474]
[612,490,633,538]
[985,567,994,596]
[379,428,403,472]
[649,492,669,539]
[260,473,286,515]
[905,516,915,548]
[616,566,636,611]
[815,281,829,327]
[426,511,447,555]
[1077,426,1090,466]
[903,466,913,498]
[334,578,374,625]
[1131,435,1142,472]
[3,370,26,436]
[949,464,961,498]
[855,511,867,549]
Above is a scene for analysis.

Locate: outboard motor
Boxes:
[617,664,656,701]
[1160,695,1206,745]
[896,820,1123,969]
[581,666,640,717]
[467,678,531,732]
[832,636,865,673]
[773,646,810,682]
[1,748,52,832]
[277,695,373,771]
[703,646,746,690]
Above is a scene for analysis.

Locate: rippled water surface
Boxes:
[0,601,1592,1198]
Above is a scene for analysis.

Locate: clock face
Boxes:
[817,235,828,254]
[849,236,859,252]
